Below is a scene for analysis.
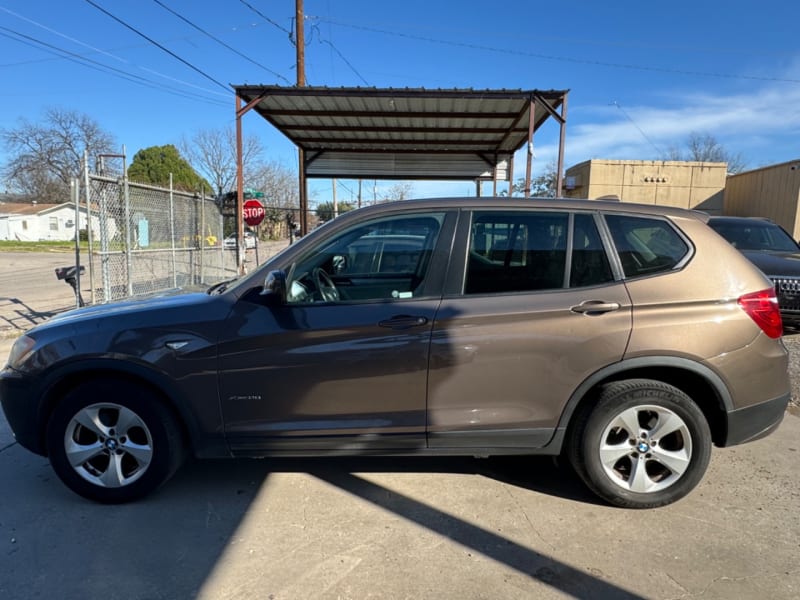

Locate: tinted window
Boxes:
[605,215,689,278]
[709,220,800,252]
[465,211,568,294]
[287,213,444,303]
[570,213,614,287]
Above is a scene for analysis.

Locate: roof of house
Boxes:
[0,202,62,217]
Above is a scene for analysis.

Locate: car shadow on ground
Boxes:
[155,455,638,598]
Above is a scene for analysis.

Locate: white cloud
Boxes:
[523,76,800,174]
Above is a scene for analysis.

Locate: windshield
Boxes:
[709,220,800,252]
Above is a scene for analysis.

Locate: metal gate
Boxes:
[83,171,234,304]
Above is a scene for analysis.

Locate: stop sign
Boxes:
[243,199,266,226]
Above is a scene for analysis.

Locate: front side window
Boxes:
[605,214,689,278]
[287,212,444,304]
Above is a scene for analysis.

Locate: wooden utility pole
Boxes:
[296,0,308,235]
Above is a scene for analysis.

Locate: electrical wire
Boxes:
[610,101,664,156]
[308,20,368,85]
[238,0,292,36]
[84,0,230,93]
[152,0,291,85]
[0,26,228,107]
[0,6,230,102]
[314,16,800,86]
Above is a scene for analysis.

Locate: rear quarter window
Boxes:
[605,215,689,278]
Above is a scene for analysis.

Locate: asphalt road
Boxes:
[1,252,799,599]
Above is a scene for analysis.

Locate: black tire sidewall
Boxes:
[46,379,181,503]
[576,380,712,509]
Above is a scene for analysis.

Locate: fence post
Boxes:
[123,170,133,297]
[169,173,177,288]
[200,190,206,284]
[72,178,82,309]
[82,151,95,305]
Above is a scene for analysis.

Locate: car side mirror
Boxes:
[260,270,287,303]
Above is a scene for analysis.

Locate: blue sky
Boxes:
[1,0,799,202]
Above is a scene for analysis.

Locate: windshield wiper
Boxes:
[207,278,236,295]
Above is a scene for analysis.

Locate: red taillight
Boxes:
[738,288,783,338]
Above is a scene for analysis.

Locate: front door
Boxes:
[218,210,453,453]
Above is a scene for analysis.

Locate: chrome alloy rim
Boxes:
[63,403,153,488]
[598,405,693,493]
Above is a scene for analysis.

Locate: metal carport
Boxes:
[232,85,568,240]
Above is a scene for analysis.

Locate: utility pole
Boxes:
[332,178,338,218]
[296,0,308,236]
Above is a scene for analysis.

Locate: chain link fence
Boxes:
[84,172,235,304]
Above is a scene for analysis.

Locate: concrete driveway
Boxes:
[1,253,799,599]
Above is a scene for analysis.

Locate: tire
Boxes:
[568,379,712,509]
[46,379,185,503]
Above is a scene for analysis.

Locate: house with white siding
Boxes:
[0,202,108,242]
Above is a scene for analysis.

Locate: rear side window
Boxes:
[570,213,614,287]
[465,211,568,294]
[605,215,689,278]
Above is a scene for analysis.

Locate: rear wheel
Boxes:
[568,379,711,508]
[46,379,185,503]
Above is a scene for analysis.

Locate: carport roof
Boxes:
[233,86,568,181]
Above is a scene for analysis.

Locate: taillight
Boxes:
[738,288,783,338]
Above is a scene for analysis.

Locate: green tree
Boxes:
[128,145,211,192]
[512,161,559,197]
[316,200,355,222]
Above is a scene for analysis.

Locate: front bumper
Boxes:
[723,392,790,446]
[0,367,46,456]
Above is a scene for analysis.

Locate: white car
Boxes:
[223,231,257,249]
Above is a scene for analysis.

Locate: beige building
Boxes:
[724,159,800,238]
[563,159,727,214]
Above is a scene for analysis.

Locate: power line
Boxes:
[152,0,291,85]
[0,6,230,102]
[0,26,228,107]
[238,0,293,36]
[84,0,230,93]
[314,16,800,86]
[308,20,368,85]
[610,101,664,156]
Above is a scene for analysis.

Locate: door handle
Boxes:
[570,300,621,315]
[378,315,429,329]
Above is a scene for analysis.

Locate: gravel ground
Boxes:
[782,332,800,414]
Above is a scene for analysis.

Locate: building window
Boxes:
[22,221,28,230]
[50,217,59,231]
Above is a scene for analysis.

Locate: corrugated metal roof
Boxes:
[233,86,568,181]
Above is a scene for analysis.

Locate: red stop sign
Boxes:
[243,199,266,226]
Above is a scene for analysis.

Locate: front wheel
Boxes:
[568,379,712,509]
[46,379,185,503]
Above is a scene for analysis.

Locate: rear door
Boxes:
[427,209,633,449]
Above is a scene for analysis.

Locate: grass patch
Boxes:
[0,240,89,253]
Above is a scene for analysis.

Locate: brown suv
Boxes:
[0,198,790,508]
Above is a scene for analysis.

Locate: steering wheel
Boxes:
[312,267,340,302]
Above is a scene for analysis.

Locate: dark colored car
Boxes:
[0,198,790,508]
[708,216,800,327]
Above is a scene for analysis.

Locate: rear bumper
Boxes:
[722,392,790,446]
